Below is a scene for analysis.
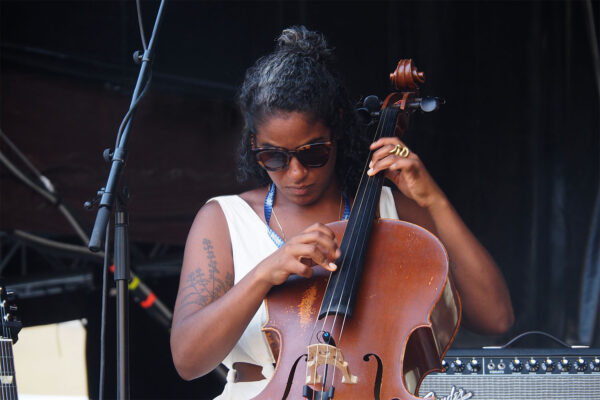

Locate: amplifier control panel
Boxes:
[439,353,600,375]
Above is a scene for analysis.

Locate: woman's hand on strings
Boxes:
[368,138,444,209]
[257,223,341,286]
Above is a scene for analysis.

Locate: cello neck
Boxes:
[318,106,400,320]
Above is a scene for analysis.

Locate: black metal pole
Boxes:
[114,205,130,400]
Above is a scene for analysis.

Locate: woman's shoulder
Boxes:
[237,186,269,215]
[196,186,269,223]
[187,187,269,245]
[200,187,265,210]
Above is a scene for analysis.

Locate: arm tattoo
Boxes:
[179,238,234,310]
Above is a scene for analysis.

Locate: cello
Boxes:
[254,60,461,400]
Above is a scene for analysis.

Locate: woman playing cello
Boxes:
[170,26,514,399]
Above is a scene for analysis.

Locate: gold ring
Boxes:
[389,143,410,158]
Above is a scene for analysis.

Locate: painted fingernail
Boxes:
[367,168,374,176]
[369,161,373,168]
[328,262,337,271]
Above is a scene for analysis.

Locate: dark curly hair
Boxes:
[236,26,370,196]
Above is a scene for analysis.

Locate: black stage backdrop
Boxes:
[1,1,599,399]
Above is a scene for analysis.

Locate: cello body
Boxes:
[254,219,461,400]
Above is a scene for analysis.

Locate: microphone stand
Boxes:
[114,192,130,400]
[88,1,167,399]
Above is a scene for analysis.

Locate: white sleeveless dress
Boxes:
[208,187,399,399]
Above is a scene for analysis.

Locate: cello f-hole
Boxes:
[363,353,383,400]
[282,354,307,400]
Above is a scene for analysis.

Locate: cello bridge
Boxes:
[305,344,358,385]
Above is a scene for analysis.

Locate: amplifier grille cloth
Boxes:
[418,375,600,400]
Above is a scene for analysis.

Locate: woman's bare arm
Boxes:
[170,201,272,379]
[171,201,341,380]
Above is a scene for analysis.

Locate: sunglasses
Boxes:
[252,140,333,171]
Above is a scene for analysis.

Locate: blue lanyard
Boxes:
[264,183,351,248]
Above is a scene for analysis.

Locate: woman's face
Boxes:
[254,111,337,206]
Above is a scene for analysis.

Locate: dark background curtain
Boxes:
[1,1,599,398]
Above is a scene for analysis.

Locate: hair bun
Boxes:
[276,25,333,62]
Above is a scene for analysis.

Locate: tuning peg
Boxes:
[420,97,445,112]
[356,108,372,124]
[363,95,381,113]
[407,97,445,113]
[356,95,382,125]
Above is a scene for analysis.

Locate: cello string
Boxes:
[304,112,381,388]
[328,108,397,384]
[304,113,382,370]
[303,104,397,390]
[313,107,396,388]
[338,109,397,323]
[303,194,357,384]
[340,112,395,320]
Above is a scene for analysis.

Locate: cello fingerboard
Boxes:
[318,106,400,320]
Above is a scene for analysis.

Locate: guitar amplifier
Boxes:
[417,347,600,400]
